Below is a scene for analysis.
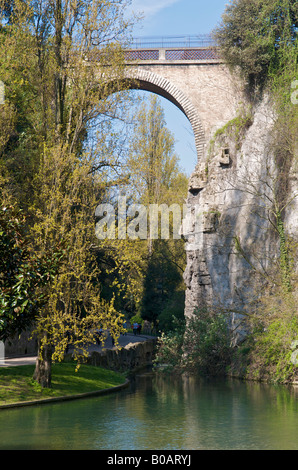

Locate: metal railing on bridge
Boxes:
[124,34,219,62]
[124,48,219,61]
[127,34,215,49]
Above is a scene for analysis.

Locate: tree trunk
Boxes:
[33,338,53,388]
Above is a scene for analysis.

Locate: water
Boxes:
[1,372,298,450]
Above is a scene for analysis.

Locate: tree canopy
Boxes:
[0,1,190,387]
[0,0,135,386]
[213,0,297,94]
[0,206,64,341]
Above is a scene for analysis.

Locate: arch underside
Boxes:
[132,79,186,115]
[122,69,205,162]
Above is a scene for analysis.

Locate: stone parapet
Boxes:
[75,338,157,373]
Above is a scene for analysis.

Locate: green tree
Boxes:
[95,95,188,328]
[213,0,297,94]
[127,95,187,208]
[126,95,188,326]
[0,206,63,341]
[0,0,14,21]
[0,0,135,387]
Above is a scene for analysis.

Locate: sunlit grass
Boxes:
[0,363,126,405]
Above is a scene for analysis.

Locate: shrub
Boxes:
[182,308,233,375]
[154,308,233,376]
[154,324,185,372]
[245,288,298,383]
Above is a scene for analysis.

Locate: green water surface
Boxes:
[1,373,298,450]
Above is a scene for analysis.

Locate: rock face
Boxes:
[182,96,298,334]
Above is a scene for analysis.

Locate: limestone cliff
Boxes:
[182,96,298,336]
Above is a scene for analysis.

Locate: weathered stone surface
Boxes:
[182,96,298,329]
[188,170,207,193]
[217,147,230,166]
[86,338,156,372]
[125,62,241,162]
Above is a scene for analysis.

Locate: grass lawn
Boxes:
[0,362,126,405]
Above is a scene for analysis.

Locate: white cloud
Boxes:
[129,0,181,20]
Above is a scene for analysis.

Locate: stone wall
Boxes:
[5,331,156,373]
[4,330,38,358]
[78,338,156,372]
[4,330,156,374]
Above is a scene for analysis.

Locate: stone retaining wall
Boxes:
[4,330,38,358]
[85,338,157,372]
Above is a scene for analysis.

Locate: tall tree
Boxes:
[127,95,186,206]
[0,0,135,387]
[126,95,188,326]
[95,95,188,327]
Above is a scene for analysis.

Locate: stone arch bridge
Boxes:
[122,36,241,167]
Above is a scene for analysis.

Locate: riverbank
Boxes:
[0,362,128,409]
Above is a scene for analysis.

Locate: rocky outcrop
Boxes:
[182,96,298,335]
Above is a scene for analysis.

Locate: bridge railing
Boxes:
[123,34,219,62]
[124,48,219,61]
[127,34,215,49]
[124,48,219,62]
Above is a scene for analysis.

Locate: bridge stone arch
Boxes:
[123,69,205,161]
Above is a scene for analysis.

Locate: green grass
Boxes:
[0,362,126,405]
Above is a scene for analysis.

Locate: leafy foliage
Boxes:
[155,308,233,375]
[243,287,298,383]
[213,0,297,94]
[183,308,233,375]
[0,0,135,386]
[154,317,186,372]
[0,206,63,340]
[126,96,188,326]
[156,290,185,333]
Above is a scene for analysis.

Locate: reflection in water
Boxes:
[1,373,298,450]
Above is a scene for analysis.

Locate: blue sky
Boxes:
[128,0,228,36]
[126,0,229,176]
